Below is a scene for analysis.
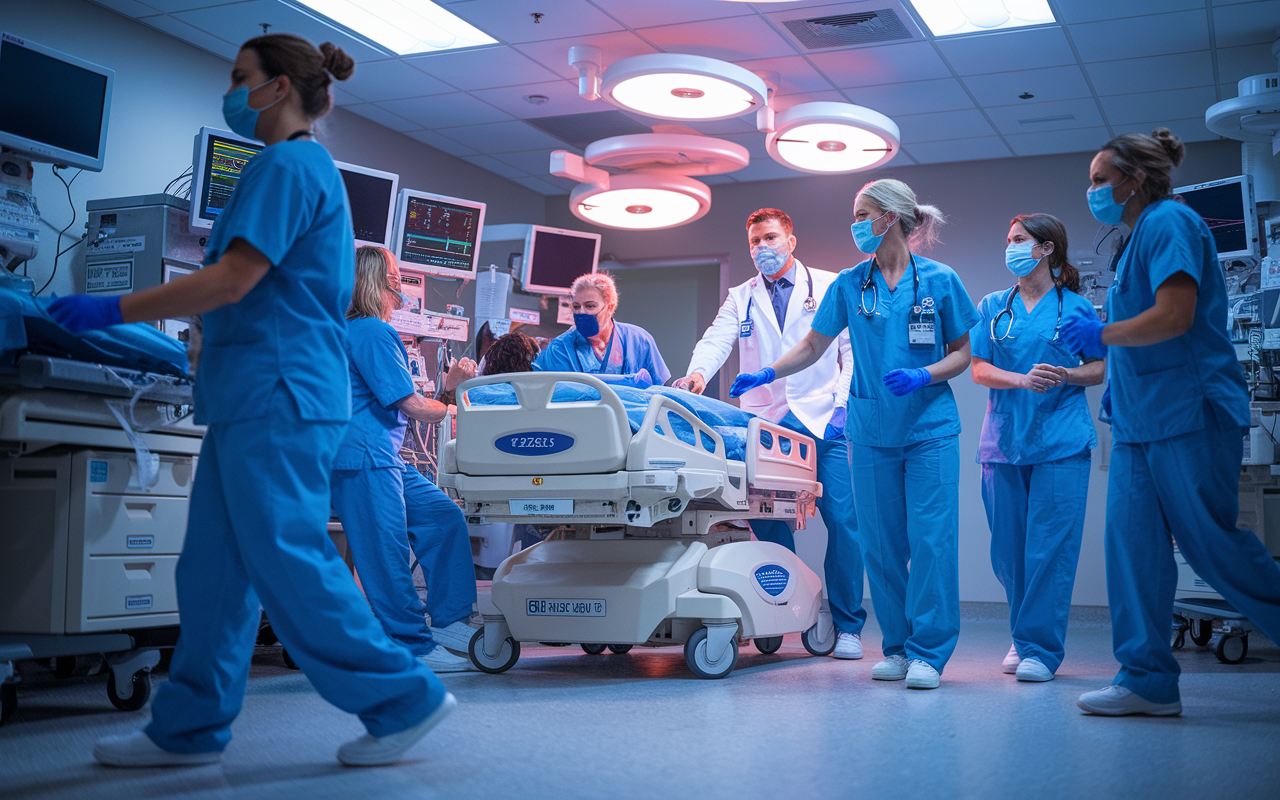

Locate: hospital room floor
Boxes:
[3,603,1278,800]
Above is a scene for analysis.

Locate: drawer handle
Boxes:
[125,503,156,520]
[124,563,155,579]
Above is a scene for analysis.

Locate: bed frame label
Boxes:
[495,431,575,456]
[527,599,606,617]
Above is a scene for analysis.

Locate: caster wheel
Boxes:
[107,669,151,712]
[50,656,77,679]
[1215,634,1248,664]
[1,682,15,724]
[754,636,784,655]
[802,619,837,657]
[684,628,738,679]
[257,615,279,646]
[1190,618,1213,647]
[580,643,607,655]
[281,648,299,670]
[1172,630,1186,650]
[469,628,520,674]
[607,644,632,654]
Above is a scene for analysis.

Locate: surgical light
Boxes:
[600,54,768,121]
[289,0,497,55]
[766,102,900,174]
[570,173,711,231]
[908,0,1055,37]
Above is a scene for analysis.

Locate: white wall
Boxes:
[7,0,546,298]
[546,140,1249,606]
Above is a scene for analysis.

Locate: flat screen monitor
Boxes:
[521,225,601,295]
[0,32,114,172]
[1174,174,1258,261]
[335,160,398,249]
[188,127,264,233]
[391,189,486,280]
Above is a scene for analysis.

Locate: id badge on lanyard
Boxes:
[909,296,937,346]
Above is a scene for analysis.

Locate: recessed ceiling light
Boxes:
[907,0,1055,37]
[571,173,712,230]
[288,0,497,55]
[600,54,768,121]
[766,102,900,174]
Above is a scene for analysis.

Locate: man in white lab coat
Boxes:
[674,208,867,659]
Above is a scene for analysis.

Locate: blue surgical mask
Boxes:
[1087,183,1132,226]
[1005,241,1044,278]
[850,211,893,254]
[222,77,279,141]
[573,312,600,338]
[752,243,789,277]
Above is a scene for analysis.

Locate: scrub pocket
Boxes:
[846,396,879,443]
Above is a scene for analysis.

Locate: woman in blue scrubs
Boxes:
[534,272,670,384]
[1062,128,1280,716]
[332,247,478,671]
[732,178,978,690]
[51,34,452,766]
[971,214,1104,683]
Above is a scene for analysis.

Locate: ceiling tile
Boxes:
[171,0,386,63]
[895,109,997,143]
[509,175,569,195]
[710,131,770,159]
[1214,1,1280,49]
[138,13,240,62]
[405,129,480,157]
[133,0,224,11]
[378,93,513,128]
[345,59,455,102]
[1004,127,1111,157]
[1085,51,1215,96]
[512,32,661,81]
[333,87,363,106]
[586,0,753,28]
[962,65,1092,107]
[984,97,1106,135]
[469,80,602,119]
[842,78,973,116]
[462,154,528,179]
[903,137,1012,164]
[1056,0,1205,24]
[936,28,1076,75]
[88,0,162,18]
[773,90,849,113]
[733,56,836,96]
[544,175,582,192]
[1111,117,1219,144]
[636,16,797,61]
[446,0,624,44]
[700,174,739,185]
[1098,86,1220,126]
[675,118,760,134]
[342,103,420,133]
[732,158,805,183]
[1068,11,1211,62]
[405,48,561,91]
[809,42,952,88]
[1216,43,1278,89]
[491,148,568,175]
[435,120,572,153]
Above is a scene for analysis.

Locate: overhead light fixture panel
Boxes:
[570,172,712,231]
[288,0,497,55]
[907,0,1055,37]
[600,53,768,121]
[766,102,900,174]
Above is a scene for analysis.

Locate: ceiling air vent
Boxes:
[783,10,914,50]
[524,111,653,151]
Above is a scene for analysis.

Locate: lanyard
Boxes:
[572,327,616,374]
[859,254,920,317]
[991,285,1064,342]
[743,264,815,333]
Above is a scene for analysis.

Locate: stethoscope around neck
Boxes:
[991,284,1064,342]
[744,263,816,329]
[859,254,920,317]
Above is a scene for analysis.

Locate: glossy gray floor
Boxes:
[2,606,1278,800]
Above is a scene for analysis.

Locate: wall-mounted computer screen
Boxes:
[0,32,114,172]
[521,225,601,295]
[392,189,486,280]
[1174,175,1257,261]
[335,160,399,249]
[188,127,264,233]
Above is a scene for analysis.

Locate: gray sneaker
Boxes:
[833,632,863,660]
[1077,685,1181,716]
[1002,643,1020,674]
[419,646,472,673]
[429,620,479,654]
[1015,656,1053,682]
[906,659,940,689]
[871,654,909,680]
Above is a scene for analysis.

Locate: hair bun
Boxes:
[1150,127,1185,168]
[319,42,355,82]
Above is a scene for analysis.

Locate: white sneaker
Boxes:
[1016,657,1054,682]
[1002,643,1020,674]
[833,632,863,660]
[418,646,472,673]
[429,621,478,654]
[94,731,221,768]
[1076,685,1181,716]
[906,659,941,689]
[871,654,908,681]
[337,692,457,766]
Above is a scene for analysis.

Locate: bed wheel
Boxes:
[580,643,607,655]
[1215,634,1248,664]
[469,628,520,674]
[281,648,300,670]
[607,644,632,654]
[684,627,738,679]
[107,669,151,712]
[754,636,784,654]
[801,614,837,657]
[1189,618,1213,647]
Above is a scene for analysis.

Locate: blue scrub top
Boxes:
[195,140,353,425]
[1104,199,1249,444]
[535,321,672,384]
[333,317,416,470]
[971,286,1098,464]
[812,254,978,448]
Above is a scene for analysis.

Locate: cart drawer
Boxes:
[82,494,189,556]
[69,555,180,633]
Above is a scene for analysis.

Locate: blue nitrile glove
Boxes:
[823,405,846,440]
[1100,382,1112,423]
[48,294,124,332]
[883,367,931,396]
[730,367,775,398]
[1061,305,1106,359]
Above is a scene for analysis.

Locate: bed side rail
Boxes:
[625,393,728,474]
[746,417,822,497]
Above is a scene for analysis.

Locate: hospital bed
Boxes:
[438,372,837,679]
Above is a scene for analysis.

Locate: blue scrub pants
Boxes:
[750,412,866,636]
[147,390,444,754]
[848,435,961,672]
[331,461,477,655]
[1106,402,1280,704]
[981,452,1091,673]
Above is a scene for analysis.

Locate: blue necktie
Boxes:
[768,275,790,330]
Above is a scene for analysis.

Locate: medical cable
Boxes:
[37,165,85,296]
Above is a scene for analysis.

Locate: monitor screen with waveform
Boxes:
[398,196,481,273]
[1175,181,1249,257]
[198,135,263,225]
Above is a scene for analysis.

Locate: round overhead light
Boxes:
[765,102,900,175]
[601,53,768,121]
[570,172,711,230]
[583,133,749,175]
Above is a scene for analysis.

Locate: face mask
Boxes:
[222,77,280,141]
[1005,241,1044,278]
[1087,183,1132,226]
[573,312,600,338]
[752,242,790,278]
[850,211,893,254]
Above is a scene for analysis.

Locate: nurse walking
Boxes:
[732,179,978,689]
[1062,129,1280,716]
[971,214,1103,682]
[51,34,452,766]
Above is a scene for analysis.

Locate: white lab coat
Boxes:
[688,259,852,436]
